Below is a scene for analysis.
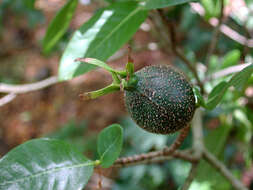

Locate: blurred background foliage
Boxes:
[0,0,252,189]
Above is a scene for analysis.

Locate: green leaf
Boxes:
[193,87,206,108]
[0,138,94,190]
[23,0,36,9]
[143,0,196,10]
[76,57,126,76]
[201,0,221,20]
[58,2,148,81]
[228,64,253,92]
[42,0,78,55]
[205,64,253,110]
[97,124,123,168]
[221,49,240,69]
[206,81,229,109]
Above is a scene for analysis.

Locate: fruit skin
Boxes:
[124,65,196,134]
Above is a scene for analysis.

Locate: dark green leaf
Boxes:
[0,138,94,190]
[206,81,229,109]
[205,64,253,110]
[42,0,78,54]
[23,0,36,9]
[143,0,196,10]
[221,49,240,69]
[97,124,123,168]
[229,64,253,92]
[58,2,148,81]
[201,0,221,20]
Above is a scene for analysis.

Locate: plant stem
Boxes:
[203,149,248,190]
[79,83,120,100]
[113,150,197,167]
[114,126,192,167]
[111,72,121,84]
[76,57,127,77]
[154,10,205,94]
[206,0,225,67]
[181,163,199,190]
[192,108,204,159]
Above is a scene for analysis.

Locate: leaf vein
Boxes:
[0,161,94,186]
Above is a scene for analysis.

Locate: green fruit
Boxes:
[124,65,196,134]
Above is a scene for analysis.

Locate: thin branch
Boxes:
[211,63,252,79]
[192,108,204,159]
[0,93,17,107]
[220,24,253,47]
[180,109,204,190]
[155,10,205,94]
[113,149,197,168]
[242,18,252,59]
[114,126,193,167]
[0,76,58,94]
[181,163,199,190]
[203,149,248,190]
[173,49,205,93]
[149,11,172,48]
[190,3,253,48]
[206,0,225,66]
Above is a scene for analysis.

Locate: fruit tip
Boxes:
[79,93,92,100]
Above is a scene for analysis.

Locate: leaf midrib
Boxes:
[100,135,120,160]
[86,5,142,58]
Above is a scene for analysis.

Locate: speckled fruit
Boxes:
[124,65,196,134]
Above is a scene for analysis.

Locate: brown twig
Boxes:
[114,126,192,167]
[181,163,199,190]
[211,63,252,80]
[155,9,205,94]
[190,3,253,48]
[242,21,251,59]
[113,149,197,168]
[0,76,59,107]
[192,109,204,159]
[0,93,17,107]
[206,0,225,66]
[0,76,58,94]
[175,109,204,190]
[203,149,248,190]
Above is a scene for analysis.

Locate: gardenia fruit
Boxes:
[124,65,196,134]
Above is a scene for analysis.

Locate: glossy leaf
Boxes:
[206,64,253,109]
[206,81,229,109]
[221,49,240,69]
[58,2,148,81]
[42,0,78,54]
[228,64,253,92]
[193,87,206,108]
[0,138,94,190]
[143,0,195,10]
[97,124,123,168]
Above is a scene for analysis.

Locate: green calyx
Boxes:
[76,58,138,100]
